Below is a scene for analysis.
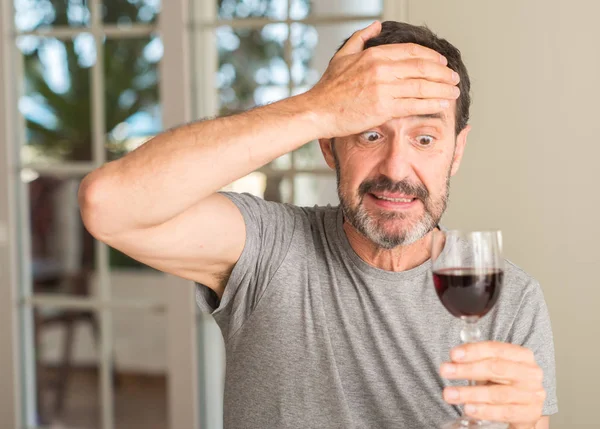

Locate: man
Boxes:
[80,21,557,428]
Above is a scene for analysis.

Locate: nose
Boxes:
[376,137,416,183]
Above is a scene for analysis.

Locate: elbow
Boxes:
[78,170,114,242]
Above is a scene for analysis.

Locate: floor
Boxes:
[39,368,168,429]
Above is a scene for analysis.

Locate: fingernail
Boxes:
[452,71,460,83]
[453,86,461,97]
[452,349,466,361]
[464,404,478,415]
[440,100,450,108]
[440,54,448,65]
[444,388,460,401]
[441,364,456,376]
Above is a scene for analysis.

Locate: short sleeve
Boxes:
[195,192,297,341]
[506,281,558,416]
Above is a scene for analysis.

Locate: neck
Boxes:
[343,219,434,272]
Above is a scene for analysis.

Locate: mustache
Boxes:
[358,176,429,201]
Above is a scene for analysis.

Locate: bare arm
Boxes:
[79,21,459,296]
[80,98,321,237]
[79,97,320,293]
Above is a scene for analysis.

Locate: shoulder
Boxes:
[503,259,543,298]
[219,191,338,231]
[495,259,548,320]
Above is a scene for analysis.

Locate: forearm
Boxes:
[79,93,321,237]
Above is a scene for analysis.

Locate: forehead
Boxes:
[383,100,457,130]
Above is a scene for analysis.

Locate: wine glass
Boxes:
[431,229,505,429]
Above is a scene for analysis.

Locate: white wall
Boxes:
[405,1,600,427]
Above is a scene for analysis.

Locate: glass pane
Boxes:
[14,0,91,30]
[28,174,102,297]
[218,0,287,20]
[289,0,310,20]
[222,173,292,203]
[294,0,382,18]
[104,36,162,161]
[31,305,101,427]
[217,24,289,116]
[294,140,328,169]
[112,308,168,429]
[294,173,338,206]
[290,22,318,87]
[264,175,292,203]
[102,0,161,25]
[270,153,291,170]
[18,35,95,163]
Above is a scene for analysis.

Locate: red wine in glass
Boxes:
[433,267,503,318]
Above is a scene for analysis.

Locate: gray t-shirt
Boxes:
[196,192,558,429]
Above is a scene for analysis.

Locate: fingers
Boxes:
[390,98,453,118]
[440,359,544,387]
[450,341,537,365]
[439,343,546,426]
[463,403,545,424]
[336,21,382,56]
[443,385,547,406]
[387,79,460,101]
[371,43,447,66]
[336,26,447,67]
[383,58,460,85]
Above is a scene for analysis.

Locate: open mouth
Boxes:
[371,194,416,203]
[366,192,419,209]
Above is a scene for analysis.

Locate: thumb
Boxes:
[336,21,382,57]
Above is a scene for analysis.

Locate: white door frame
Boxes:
[0,0,22,426]
[160,3,201,428]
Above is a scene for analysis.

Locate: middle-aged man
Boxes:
[80,21,557,428]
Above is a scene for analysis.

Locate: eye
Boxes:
[360,131,383,143]
[415,135,435,147]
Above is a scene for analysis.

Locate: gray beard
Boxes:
[333,150,450,249]
[342,200,440,249]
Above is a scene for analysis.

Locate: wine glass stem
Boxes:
[460,318,481,389]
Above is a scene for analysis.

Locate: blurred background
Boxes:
[0,0,597,428]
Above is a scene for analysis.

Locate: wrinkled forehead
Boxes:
[380,108,456,132]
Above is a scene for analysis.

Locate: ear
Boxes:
[318,138,337,170]
[450,125,471,176]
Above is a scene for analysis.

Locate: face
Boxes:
[320,108,470,249]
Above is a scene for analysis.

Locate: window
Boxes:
[9,1,169,427]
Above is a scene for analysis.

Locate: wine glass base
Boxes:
[441,418,508,429]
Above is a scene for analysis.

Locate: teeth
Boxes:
[375,195,414,203]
